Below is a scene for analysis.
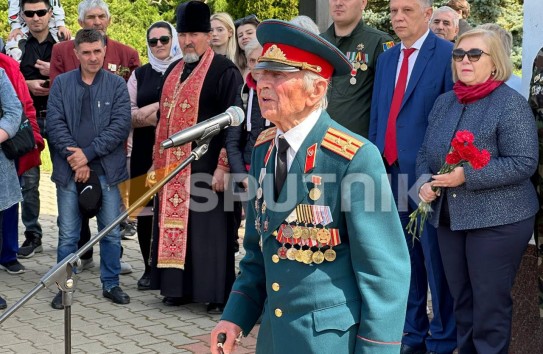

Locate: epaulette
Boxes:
[254,127,277,147]
[383,41,395,52]
[321,127,364,160]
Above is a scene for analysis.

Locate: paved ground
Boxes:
[0,173,258,353]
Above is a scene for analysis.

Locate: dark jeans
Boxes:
[438,216,534,354]
[0,204,18,263]
[21,166,42,237]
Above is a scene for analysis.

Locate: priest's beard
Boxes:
[184,53,199,63]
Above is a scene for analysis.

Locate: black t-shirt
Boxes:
[19,32,57,113]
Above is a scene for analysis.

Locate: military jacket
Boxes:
[322,20,394,137]
[221,111,411,354]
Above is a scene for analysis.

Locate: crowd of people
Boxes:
[0,0,542,353]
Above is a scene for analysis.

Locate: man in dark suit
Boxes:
[369,1,456,354]
[211,19,411,354]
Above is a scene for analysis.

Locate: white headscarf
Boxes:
[147,21,183,74]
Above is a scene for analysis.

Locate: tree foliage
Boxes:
[0,0,523,69]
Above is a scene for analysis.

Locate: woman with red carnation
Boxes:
[417,29,538,354]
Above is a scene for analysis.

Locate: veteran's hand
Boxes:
[431,166,465,188]
[210,320,242,354]
[212,168,228,193]
[419,182,439,203]
[74,165,90,183]
[66,147,89,171]
[145,167,157,188]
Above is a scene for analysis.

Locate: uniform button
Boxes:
[274,308,283,317]
[452,193,457,198]
[272,282,280,291]
[272,255,280,263]
[272,231,278,237]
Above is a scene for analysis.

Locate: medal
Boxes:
[309,178,323,201]
[302,250,313,264]
[309,188,321,201]
[360,63,368,71]
[262,201,267,213]
[256,187,263,199]
[312,250,325,264]
[350,77,357,85]
[317,228,331,244]
[310,227,318,240]
[277,246,288,259]
[324,248,337,262]
[286,247,297,261]
[295,249,304,262]
[301,227,310,240]
[353,62,360,70]
[293,225,302,239]
[272,254,280,263]
[263,218,269,232]
[283,224,294,238]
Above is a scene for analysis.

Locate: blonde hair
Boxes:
[210,13,237,63]
[452,29,512,82]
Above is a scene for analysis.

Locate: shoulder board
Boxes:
[254,127,277,147]
[382,41,395,52]
[321,127,364,160]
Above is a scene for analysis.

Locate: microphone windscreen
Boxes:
[227,106,245,126]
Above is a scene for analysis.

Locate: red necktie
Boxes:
[384,48,416,166]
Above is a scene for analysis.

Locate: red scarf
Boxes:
[453,78,504,104]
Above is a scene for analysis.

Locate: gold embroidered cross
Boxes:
[164,99,176,120]
[169,193,183,207]
[173,147,185,160]
[180,99,192,112]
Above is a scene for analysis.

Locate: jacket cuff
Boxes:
[220,290,261,335]
[83,146,97,162]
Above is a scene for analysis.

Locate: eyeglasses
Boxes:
[452,48,490,62]
[234,14,260,27]
[23,9,50,17]
[148,36,171,47]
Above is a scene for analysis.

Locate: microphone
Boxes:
[161,106,245,149]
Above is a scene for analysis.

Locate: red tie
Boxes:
[384,48,416,166]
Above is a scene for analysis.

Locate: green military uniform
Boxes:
[221,111,411,354]
[321,20,394,138]
[529,47,543,318]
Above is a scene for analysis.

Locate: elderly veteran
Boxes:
[210,20,410,354]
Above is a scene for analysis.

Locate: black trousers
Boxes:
[438,216,534,354]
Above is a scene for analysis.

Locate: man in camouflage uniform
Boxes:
[529,47,543,318]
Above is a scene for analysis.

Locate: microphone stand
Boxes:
[0,136,214,354]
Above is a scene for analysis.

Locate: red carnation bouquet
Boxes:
[406,130,491,240]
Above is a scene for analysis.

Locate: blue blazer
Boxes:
[417,84,539,230]
[369,31,454,200]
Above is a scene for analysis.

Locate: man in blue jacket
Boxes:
[46,29,131,309]
[369,1,456,354]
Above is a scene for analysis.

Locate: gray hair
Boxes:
[431,6,459,28]
[477,23,512,57]
[78,0,110,22]
[244,38,262,58]
[289,15,320,34]
[419,0,433,8]
[303,71,328,109]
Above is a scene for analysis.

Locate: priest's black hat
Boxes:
[176,1,211,33]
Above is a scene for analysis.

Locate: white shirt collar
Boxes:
[401,29,430,51]
[275,108,322,170]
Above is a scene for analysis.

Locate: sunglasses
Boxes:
[23,9,50,17]
[452,48,490,62]
[234,14,260,27]
[148,36,171,47]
